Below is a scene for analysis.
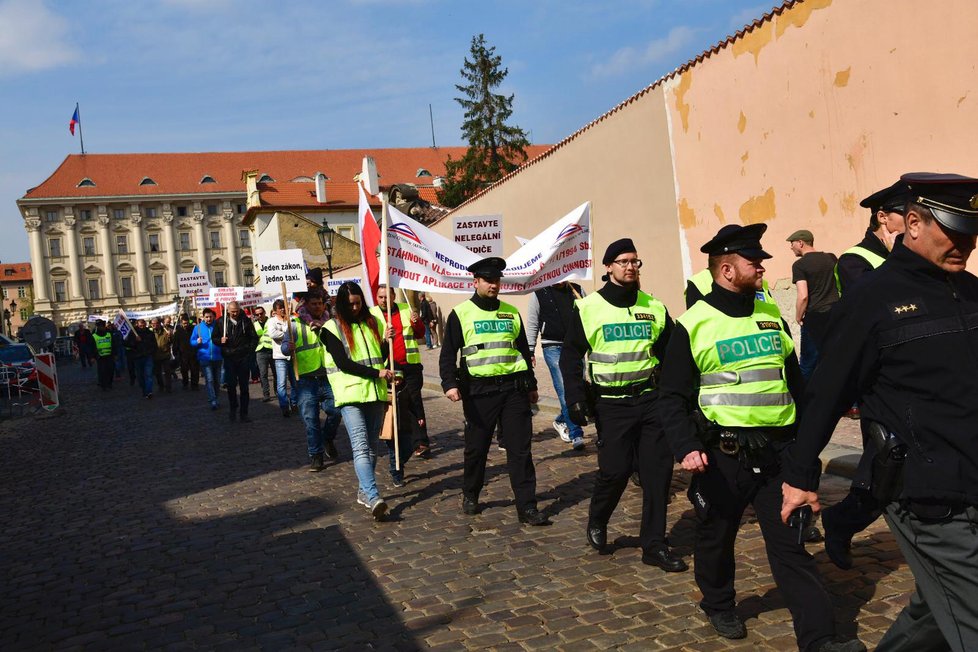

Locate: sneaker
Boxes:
[282,406,291,418]
[324,440,339,460]
[413,443,431,459]
[571,435,585,451]
[308,453,324,472]
[368,496,388,520]
[356,490,370,508]
[553,420,572,443]
[391,473,405,488]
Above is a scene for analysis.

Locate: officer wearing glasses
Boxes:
[559,238,687,572]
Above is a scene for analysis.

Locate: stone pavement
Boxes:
[1,362,913,651]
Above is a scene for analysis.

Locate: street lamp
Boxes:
[5,299,15,336]
[317,218,336,279]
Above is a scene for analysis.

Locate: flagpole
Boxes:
[76,103,86,155]
[382,190,401,472]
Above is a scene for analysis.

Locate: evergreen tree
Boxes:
[438,34,530,208]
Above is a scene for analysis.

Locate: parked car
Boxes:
[0,343,37,392]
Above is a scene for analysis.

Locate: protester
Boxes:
[191,308,223,410]
[172,314,200,390]
[151,317,173,393]
[126,318,157,399]
[110,322,126,380]
[267,299,299,417]
[73,323,94,368]
[213,301,258,422]
[253,306,274,401]
[419,292,435,349]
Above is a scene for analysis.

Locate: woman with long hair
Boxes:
[321,282,395,519]
[266,299,298,417]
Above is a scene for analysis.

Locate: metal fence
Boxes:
[0,362,44,419]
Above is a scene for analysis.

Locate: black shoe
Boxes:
[642,548,688,572]
[708,610,746,639]
[229,411,236,422]
[804,525,824,543]
[817,639,867,652]
[586,523,607,551]
[282,407,291,418]
[462,496,479,515]
[324,440,338,460]
[630,471,641,487]
[240,414,251,423]
[309,453,324,472]
[821,510,854,570]
[517,507,551,526]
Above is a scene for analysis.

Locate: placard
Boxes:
[209,287,245,303]
[453,214,503,256]
[257,249,307,294]
[326,276,363,295]
[178,272,211,297]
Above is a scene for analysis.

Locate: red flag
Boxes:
[358,183,381,306]
[69,106,80,135]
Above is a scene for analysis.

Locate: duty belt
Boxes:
[594,377,656,397]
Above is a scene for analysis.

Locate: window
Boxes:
[45,210,58,222]
[236,204,246,214]
[80,209,92,221]
[113,208,125,220]
[337,225,355,241]
[121,277,133,298]
[258,174,274,183]
[152,275,165,295]
[209,231,220,249]
[116,235,128,254]
[149,234,160,252]
[214,271,226,287]
[200,175,216,184]
[49,238,62,257]
[146,207,157,218]
[140,177,157,186]
[206,204,218,216]
[54,281,67,302]
[17,286,26,298]
[19,309,28,321]
[88,279,100,299]
[177,206,188,217]
[243,268,254,285]
[179,232,191,250]
[239,230,250,248]
[77,178,95,187]
[83,237,95,255]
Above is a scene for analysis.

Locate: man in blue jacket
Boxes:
[191,308,223,410]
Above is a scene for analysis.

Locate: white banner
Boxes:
[385,202,591,295]
[257,249,306,294]
[209,287,245,303]
[88,302,180,322]
[453,214,502,256]
[178,272,210,297]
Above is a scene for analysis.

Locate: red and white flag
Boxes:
[358,183,381,306]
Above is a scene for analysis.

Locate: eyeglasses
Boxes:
[612,258,643,268]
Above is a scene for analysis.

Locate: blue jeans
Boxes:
[341,401,386,501]
[296,376,341,457]
[201,360,223,405]
[542,344,583,439]
[274,358,297,409]
[115,346,126,376]
[133,356,153,396]
[799,322,819,380]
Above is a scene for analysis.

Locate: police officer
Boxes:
[659,224,864,651]
[684,225,778,310]
[92,319,116,389]
[559,238,686,571]
[439,257,549,526]
[819,180,913,570]
[783,173,978,652]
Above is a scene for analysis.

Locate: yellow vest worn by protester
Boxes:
[254,321,273,351]
[677,298,796,428]
[293,318,327,376]
[576,290,666,396]
[834,245,886,295]
[93,332,113,357]
[454,299,529,378]
[323,318,388,407]
[687,268,777,308]
[370,304,421,365]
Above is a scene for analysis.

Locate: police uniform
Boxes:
[820,180,913,570]
[559,238,686,572]
[685,231,777,311]
[659,224,860,651]
[439,257,549,526]
[784,173,978,652]
[93,322,116,389]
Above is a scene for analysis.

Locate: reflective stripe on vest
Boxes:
[370,304,421,365]
[292,319,326,376]
[323,318,388,407]
[255,322,274,351]
[677,299,795,428]
[93,332,113,356]
[834,245,886,295]
[576,290,666,393]
[454,299,528,377]
[687,268,777,307]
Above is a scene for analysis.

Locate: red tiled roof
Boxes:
[256,181,445,210]
[0,263,32,282]
[20,147,479,200]
[445,0,800,216]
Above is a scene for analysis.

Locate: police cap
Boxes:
[860,180,912,213]
[602,238,638,265]
[700,224,772,259]
[467,256,507,280]
[902,172,978,235]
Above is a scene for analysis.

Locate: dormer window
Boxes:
[140,177,157,186]
[200,175,216,184]
[291,176,315,183]
[416,168,432,177]
[77,178,96,187]
[258,174,274,183]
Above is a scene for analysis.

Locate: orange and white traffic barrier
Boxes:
[35,352,59,411]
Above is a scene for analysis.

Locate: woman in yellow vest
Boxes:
[320,282,396,520]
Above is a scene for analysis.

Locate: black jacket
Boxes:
[213,315,258,360]
[836,228,890,295]
[783,243,978,505]
[658,282,803,462]
[126,326,158,359]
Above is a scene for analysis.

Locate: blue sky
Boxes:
[0,0,779,264]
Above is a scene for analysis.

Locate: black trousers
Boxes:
[589,392,674,553]
[692,445,836,651]
[179,354,200,388]
[823,419,883,542]
[461,388,537,512]
[223,356,251,415]
[400,366,429,449]
[96,355,114,388]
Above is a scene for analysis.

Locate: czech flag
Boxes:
[69,106,80,135]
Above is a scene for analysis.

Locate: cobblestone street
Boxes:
[2,364,912,651]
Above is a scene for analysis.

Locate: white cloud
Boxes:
[0,0,81,75]
[589,25,698,78]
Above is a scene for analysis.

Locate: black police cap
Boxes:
[860,180,913,213]
[700,223,772,259]
[902,172,978,235]
[467,256,507,280]
[602,238,638,265]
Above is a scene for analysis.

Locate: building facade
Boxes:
[0,263,33,339]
